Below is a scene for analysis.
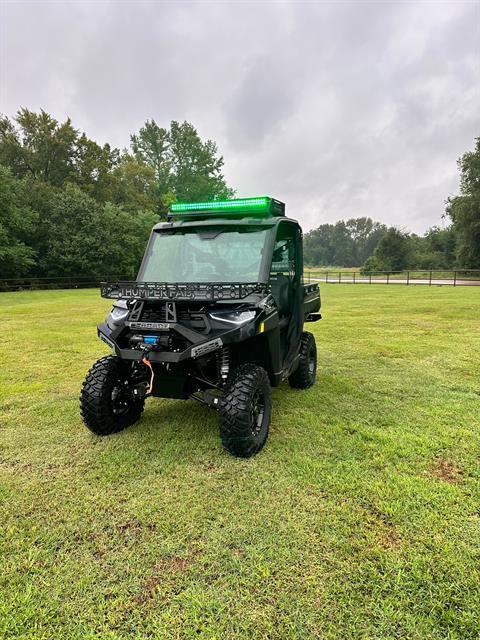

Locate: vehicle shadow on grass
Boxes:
[117,397,221,454]
[116,385,330,464]
[90,361,427,476]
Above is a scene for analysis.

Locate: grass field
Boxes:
[1,285,479,639]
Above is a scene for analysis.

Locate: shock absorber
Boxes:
[219,346,230,384]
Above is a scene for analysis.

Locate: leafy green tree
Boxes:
[0,109,77,186]
[0,165,37,277]
[412,226,456,269]
[446,138,480,268]
[39,183,103,277]
[168,120,234,202]
[304,224,333,265]
[131,119,170,191]
[345,218,387,265]
[304,218,387,267]
[40,184,157,278]
[19,178,60,276]
[304,223,352,266]
[365,227,411,272]
[100,204,158,277]
[0,108,237,279]
[0,109,122,202]
[74,134,120,202]
[131,119,234,213]
[111,154,157,213]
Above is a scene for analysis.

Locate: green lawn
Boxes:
[1,285,479,639]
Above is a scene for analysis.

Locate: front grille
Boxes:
[128,301,207,332]
[141,304,168,323]
[128,301,177,323]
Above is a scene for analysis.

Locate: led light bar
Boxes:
[169,196,285,218]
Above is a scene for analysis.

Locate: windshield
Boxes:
[139,228,269,283]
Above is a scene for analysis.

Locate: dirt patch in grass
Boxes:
[360,503,402,550]
[117,520,157,537]
[429,458,462,484]
[134,552,198,604]
[0,458,33,472]
[375,522,401,550]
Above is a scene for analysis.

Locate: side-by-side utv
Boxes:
[80,197,321,457]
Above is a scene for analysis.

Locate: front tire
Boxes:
[288,332,317,389]
[80,355,145,435]
[219,364,272,458]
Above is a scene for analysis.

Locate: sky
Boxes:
[1,0,479,234]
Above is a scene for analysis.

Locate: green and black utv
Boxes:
[80,197,321,457]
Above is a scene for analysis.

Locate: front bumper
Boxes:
[98,320,253,364]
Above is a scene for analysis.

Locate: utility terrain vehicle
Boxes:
[80,197,321,457]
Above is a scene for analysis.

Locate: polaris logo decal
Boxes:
[191,338,223,359]
[127,321,171,330]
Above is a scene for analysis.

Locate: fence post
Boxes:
[353,271,356,284]
[387,272,390,285]
[326,271,328,283]
[406,271,410,285]
[369,272,372,284]
[339,271,341,284]
[454,271,457,287]
[429,270,432,286]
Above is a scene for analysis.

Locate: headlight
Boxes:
[106,302,129,328]
[208,309,256,326]
[110,306,129,321]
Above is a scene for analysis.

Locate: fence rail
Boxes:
[0,276,130,292]
[304,269,480,286]
[1,269,480,292]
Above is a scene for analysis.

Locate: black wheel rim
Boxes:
[251,390,265,437]
[111,378,131,416]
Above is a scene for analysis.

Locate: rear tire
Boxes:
[288,332,317,389]
[80,355,145,435]
[219,364,272,458]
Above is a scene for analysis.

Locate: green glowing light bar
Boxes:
[169,196,285,219]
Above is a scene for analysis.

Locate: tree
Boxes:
[345,217,387,265]
[110,154,157,213]
[304,218,387,267]
[0,165,37,277]
[168,120,234,202]
[131,119,170,191]
[0,109,77,186]
[39,184,156,278]
[0,108,237,279]
[303,222,354,266]
[0,109,123,201]
[412,226,456,269]
[130,119,234,213]
[364,227,411,272]
[446,138,480,268]
[74,134,120,202]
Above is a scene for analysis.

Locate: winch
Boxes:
[129,333,172,350]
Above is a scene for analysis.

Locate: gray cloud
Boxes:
[1,0,479,233]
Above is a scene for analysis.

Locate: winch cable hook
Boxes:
[142,348,155,394]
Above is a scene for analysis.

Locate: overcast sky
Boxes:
[1,1,479,233]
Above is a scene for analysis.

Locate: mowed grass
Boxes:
[0,285,479,640]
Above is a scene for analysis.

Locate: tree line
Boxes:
[305,138,480,271]
[0,108,478,279]
[0,109,233,279]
